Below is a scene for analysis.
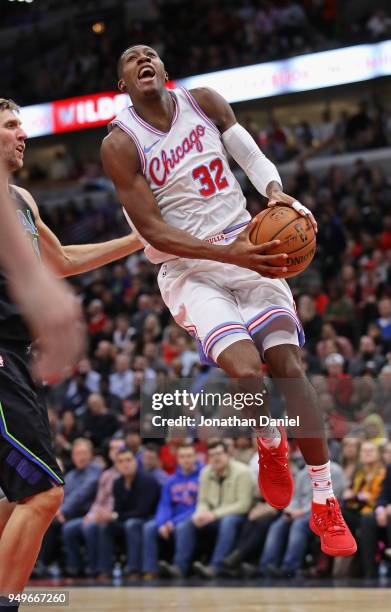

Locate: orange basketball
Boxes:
[249,205,316,278]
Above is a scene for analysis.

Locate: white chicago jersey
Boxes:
[110,86,250,263]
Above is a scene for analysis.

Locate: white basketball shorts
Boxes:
[157,257,305,366]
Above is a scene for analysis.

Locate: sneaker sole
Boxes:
[258,472,294,509]
[309,519,358,557]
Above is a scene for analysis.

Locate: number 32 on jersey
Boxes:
[192,157,228,197]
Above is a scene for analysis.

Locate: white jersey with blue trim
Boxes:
[109,87,250,264]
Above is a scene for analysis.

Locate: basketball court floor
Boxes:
[24,581,391,611]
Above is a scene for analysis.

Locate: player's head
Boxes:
[117,45,168,100]
[0,98,26,173]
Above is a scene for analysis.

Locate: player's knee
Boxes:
[24,485,64,518]
[221,353,262,379]
[268,351,304,379]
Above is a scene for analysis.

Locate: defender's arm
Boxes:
[13,186,144,277]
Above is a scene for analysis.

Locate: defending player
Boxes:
[0,98,142,609]
[101,45,357,559]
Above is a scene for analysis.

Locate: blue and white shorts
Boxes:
[158,238,305,366]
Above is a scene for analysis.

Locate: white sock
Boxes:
[306,461,335,504]
[258,425,281,449]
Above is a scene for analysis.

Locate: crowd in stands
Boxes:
[20,147,389,582]
[19,95,391,192]
[1,1,391,105]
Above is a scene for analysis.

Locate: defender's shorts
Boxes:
[0,342,64,502]
[158,258,305,365]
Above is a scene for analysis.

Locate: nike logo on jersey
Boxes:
[311,467,325,473]
[144,140,160,154]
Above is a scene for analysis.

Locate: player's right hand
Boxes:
[223,221,288,278]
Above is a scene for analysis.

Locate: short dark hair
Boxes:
[207,440,228,454]
[144,443,160,455]
[116,447,134,458]
[117,44,158,79]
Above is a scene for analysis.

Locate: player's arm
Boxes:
[100,128,288,277]
[13,186,144,277]
[190,87,316,231]
[0,172,84,378]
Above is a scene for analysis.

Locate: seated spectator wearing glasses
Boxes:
[142,444,202,579]
[97,448,160,579]
[360,458,391,578]
[258,461,346,577]
[61,437,124,577]
[183,441,253,579]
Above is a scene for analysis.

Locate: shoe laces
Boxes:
[314,498,346,535]
[258,443,289,484]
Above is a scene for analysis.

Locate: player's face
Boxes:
[119,46,166,99]
[0,110,27,172]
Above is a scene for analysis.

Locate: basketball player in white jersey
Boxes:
[101,45,356,559]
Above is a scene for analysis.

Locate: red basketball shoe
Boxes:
[257,426,294,509]
[310,497,357,557]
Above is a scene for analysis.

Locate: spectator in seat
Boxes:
[38,439,102,575]
[81,393,119,451]
[109,353,134,400]
[377,298,391,342]
[181,440,253,579]
[258,461,345,577]
[124,429,143,467]
[324,353,353,408]
[362,414,388,447]
[340,437,361,485]
[142,444,202,579]
[55,410,82,470]
[142,443,169,486]
[97,448,160,579]
[61,437,124,576]
[316,323,353,363]
[348,336,385,377]
[382,441,391,467]
[342,441,386,573]
[360,461,391,577]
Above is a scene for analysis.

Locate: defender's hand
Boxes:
[222,221,288,278]
[268,190,317,233]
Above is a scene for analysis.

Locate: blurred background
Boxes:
[2,0,391,586]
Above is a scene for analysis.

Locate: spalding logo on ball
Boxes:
[250,205,316,278]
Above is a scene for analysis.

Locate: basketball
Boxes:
[249,205,316,278]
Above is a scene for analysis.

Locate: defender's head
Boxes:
[0,99,26,173]
[117,45,168,100]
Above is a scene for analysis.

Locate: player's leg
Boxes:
[0,498,15,538]
[263,342,357,556]
[216,339,294,509]
[0,486,63,595]
[0,348,66,598]
[263,342,328,464]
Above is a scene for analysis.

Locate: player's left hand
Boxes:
[267,190,317,233]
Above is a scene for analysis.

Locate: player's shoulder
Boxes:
[101,125,137,156]
[11,184,38,214]
[188,87,233,131]
[189,86,219,106]
[101,126,139,174]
